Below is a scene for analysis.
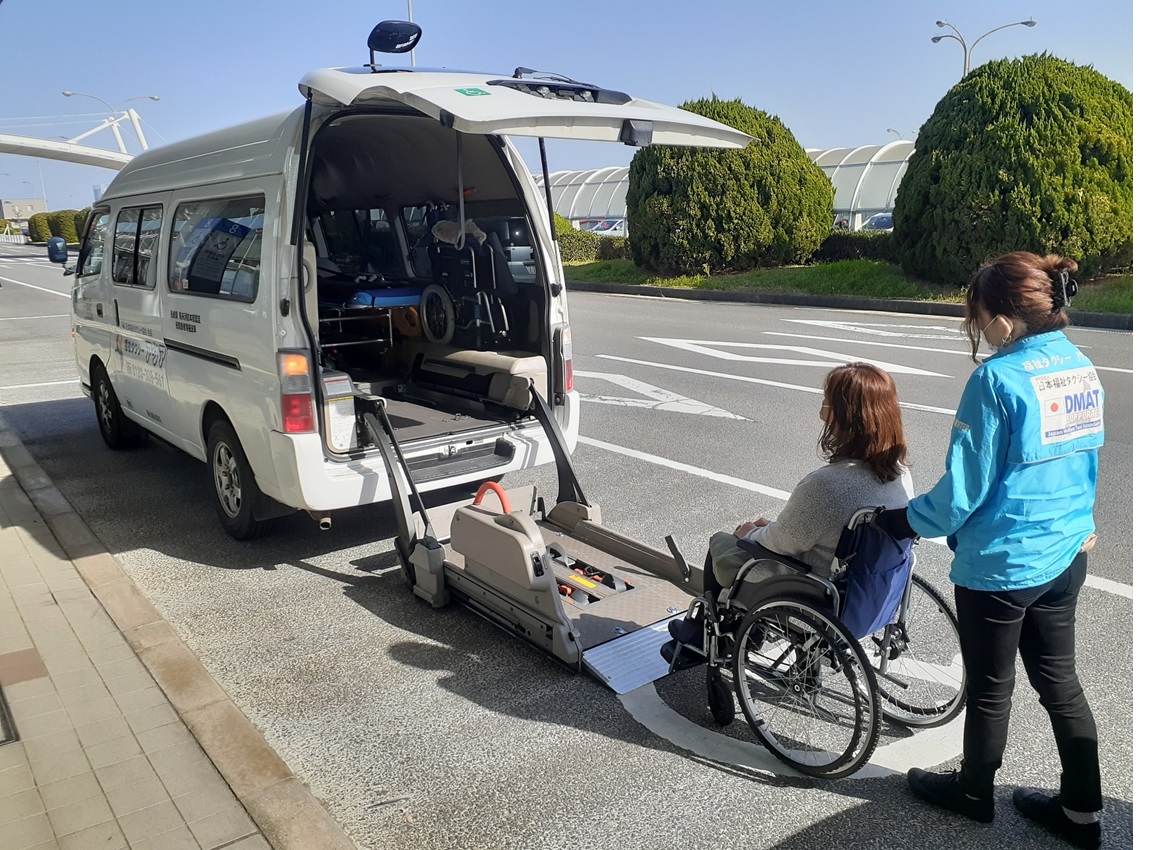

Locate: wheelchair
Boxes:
[664,508,966,779]
[419,228,517,349]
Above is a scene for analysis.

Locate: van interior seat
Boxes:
[400,339,548,411]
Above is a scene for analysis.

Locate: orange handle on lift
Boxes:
[473,481,512,514]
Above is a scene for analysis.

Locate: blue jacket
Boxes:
[907,330,1103,591]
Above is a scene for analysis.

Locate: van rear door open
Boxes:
[298,68,753,149]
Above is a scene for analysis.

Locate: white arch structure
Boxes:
[0,133,133,170]
[809,140,915,229]
[534,166,629,223]
[535,141,917,231]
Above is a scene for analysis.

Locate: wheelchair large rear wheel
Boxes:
[866,574,966,728]
[732,596,880,779]
[419,283,455,344]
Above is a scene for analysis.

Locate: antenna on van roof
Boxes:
[367,20,421,67]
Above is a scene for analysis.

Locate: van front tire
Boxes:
[92,365,143,450]
[206,420,274,540]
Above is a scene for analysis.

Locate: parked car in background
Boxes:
[861,212,893,232]
[590,218,628,237]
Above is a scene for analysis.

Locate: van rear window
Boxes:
[169,196,264,302]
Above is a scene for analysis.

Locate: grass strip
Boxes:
[564,260,1131,315]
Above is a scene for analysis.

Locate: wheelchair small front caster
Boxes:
[707,666,735,727]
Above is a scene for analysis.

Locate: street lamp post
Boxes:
[61,91,160,152]
[886,128,903,140]
[407,0,416,67]
[932,18,1037,77]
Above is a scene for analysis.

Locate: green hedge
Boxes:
[556,230,630,263]
[25,208,91,243]
[811,231,896,264]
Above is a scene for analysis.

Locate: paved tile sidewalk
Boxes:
[0,416,358,850]
[0,458,272,849]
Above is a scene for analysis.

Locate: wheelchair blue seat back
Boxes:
[834,513,914,639]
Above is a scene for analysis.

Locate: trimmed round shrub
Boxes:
[28,212,52,243]
[627,97,833,275]
[894,54,1132,283]
[48,210,81,244]
[73,208,91,240]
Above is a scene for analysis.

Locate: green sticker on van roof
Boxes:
[455,87,491,96]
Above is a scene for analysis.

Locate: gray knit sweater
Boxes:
[744,460,915,577]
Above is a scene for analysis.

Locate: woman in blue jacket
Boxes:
[877,252,1104,849]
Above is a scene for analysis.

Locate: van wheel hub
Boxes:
[96,382,114,434]
[213,443,242,518]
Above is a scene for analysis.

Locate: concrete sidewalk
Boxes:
[0,414,357,850]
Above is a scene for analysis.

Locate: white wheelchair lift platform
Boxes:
[355,387,703,694]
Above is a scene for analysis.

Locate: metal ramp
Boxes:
[582,616,684,694]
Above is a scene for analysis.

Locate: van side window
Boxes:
[168,196,264,301]
[77,211,110,278]
[112,206,162,288]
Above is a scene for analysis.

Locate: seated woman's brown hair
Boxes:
[820,363,909,483]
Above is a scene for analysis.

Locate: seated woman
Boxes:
[666,362,913,658]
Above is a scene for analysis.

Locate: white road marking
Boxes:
[763,329,971,356]
[0,380,78,390]
[580,437,790,500]
[618,682,966,779]
[0,314,69,321]
[0,276,70,298]
[772,326,1132,374]
[784,318,966,341]
[640,337,949,378]
[1083,574,1133,598]
[575,370,746,419]
[595,355,957,416]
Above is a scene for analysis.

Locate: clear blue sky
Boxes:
[0,0,1134,211]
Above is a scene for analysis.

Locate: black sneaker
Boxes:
[907,768,994,823]
[1012,788,1101,849]
[668,617,704,650]
[660,639,704,671]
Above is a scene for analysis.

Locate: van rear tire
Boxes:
[92,364,143,450]
[206,420,274,540]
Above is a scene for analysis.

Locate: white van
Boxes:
[51,22,749,539]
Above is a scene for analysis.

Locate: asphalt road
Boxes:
[0,244,1134,849]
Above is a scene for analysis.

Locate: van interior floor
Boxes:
[383,397,508,442]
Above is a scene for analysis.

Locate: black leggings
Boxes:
[954,552,1102,812]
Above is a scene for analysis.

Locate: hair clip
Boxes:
[1054,270,1078,309]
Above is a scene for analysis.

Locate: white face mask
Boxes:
[981,315,1000,349]
[981,315,1010,350]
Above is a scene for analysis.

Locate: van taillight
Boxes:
[278,351,315,433]
[561,326,574,393]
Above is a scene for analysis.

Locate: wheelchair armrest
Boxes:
[736,538,812,574]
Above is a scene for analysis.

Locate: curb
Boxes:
[565,281,1134,331]
[0,412,358,850]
